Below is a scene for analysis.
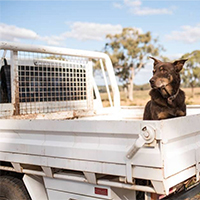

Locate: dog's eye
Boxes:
[161,69,167,74]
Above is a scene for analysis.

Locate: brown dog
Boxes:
[143,57,187,120]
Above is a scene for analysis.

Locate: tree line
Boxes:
[98,27,200,101]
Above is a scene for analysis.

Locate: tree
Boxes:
[104,27,163,101]
[181,50,200,97]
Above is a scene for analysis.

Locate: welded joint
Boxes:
[11,162,22,172]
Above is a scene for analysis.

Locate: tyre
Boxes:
[0,176,31,200]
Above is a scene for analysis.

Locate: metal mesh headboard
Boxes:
[16,51,93,115]
[0,42,120,118]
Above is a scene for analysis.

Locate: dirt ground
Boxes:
[101,87,200,107]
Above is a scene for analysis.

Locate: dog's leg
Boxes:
[176,110,186,117]
[143,101,152,120]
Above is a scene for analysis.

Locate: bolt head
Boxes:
[143,131,150,138]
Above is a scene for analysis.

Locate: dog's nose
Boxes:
[149,78,155,85]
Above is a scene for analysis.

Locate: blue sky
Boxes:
[0,0,200,84]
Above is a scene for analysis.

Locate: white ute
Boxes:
[0,41,200,200]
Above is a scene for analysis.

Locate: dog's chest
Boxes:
[155,106,185,120]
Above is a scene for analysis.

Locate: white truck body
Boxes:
[0,41,200,200]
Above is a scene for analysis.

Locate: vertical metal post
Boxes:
[104,56,120,108]
[86,59,93,110]
[10,50,20,115]
[126,160,133,183]
[100,59,113,107]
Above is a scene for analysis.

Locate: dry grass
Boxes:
[100,87,200,107]
[183,87,200,105]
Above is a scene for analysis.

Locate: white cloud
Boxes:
[0,22,124,46]
[40,35,64,46]
[0,23,63,46]
[0,23,39,42]
[166,24,200,43]
[113,2,123,9]
[62,22,123,41]
[0,22,142,46]
[114,0,174,16]
[124,0,142,7]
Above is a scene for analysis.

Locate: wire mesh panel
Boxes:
[16,51,93,115]
[0,42,120,117]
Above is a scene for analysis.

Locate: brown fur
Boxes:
[143,57,187,120]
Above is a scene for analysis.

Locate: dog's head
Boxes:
[149,57,187,95]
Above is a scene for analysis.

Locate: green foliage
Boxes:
[181,50,200,88]
[92,59,101,71]
[104,27,163,87]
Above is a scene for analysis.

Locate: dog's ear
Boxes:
[149,56,161,67]
[173,59,188,72]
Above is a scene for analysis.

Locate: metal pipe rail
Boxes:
[0,41,120,108]
[0,165,156,194]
